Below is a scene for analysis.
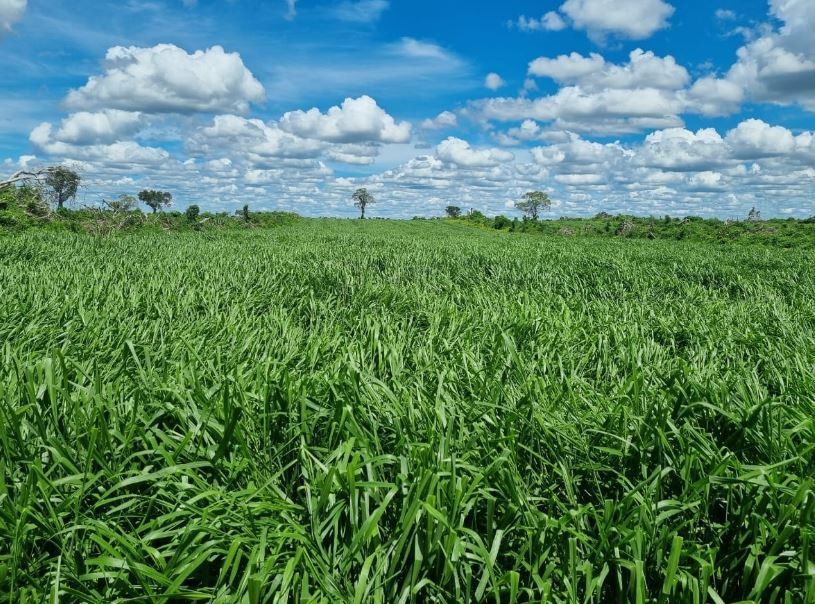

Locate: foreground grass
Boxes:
[0,220,813,602]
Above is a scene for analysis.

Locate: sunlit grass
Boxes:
[0,220,813,602]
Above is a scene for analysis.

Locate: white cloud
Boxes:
[687,77,745,115]
[65,44,265,114]
[332,0,389,23]
[715,9,737,21]
[530,49,689,91]
[514,12,567,32]
[724,118,796,158]
[279,96,411,144]
[476,86,685,135]
[559,0,675,40]
[30,123,170,166]
[485,73,506,91]
[436,137,514,168]
[421,111,458,129]
[0,0,25,36]
[49,110,145,145]
[697,0,815,111]
[285,0,297,20]
[636,127,728,171]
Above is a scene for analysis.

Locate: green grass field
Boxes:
[1,220,813,602]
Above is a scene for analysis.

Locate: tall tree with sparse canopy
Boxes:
[139,190,173,213]
[516,191,551,221]
[445,205,462,218]
[352,188,375,219]
[45,166,81,210]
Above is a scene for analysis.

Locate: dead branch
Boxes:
[0,168,55,190]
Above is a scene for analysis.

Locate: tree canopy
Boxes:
[352,188,375,219]
[516,191,551,221]
[139,190,173,213]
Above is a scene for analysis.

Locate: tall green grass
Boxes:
[0,220,813,602]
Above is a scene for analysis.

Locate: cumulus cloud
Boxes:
[559,0,675,40]
[421,111,458,129]
[529,49,689,91]
[485,73,506,91]
[696,0,815,111]
[65,44,265,114]
[279,95,411,144]
[513,12,567,32]
[193,114,325,161]
[476,86,685,135]
[724,118,796,158]
[436,137,514,167]
[47,110,145,145]
[30,123,170,166]
[0,0,25,36]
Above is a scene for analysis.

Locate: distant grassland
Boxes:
[1,220,814,602]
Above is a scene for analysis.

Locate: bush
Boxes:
[185,205,201,222]
[493,215,512,230]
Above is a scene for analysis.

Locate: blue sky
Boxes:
[1,0,814,218]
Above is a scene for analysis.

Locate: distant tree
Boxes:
[45,166,80,210]
[352,188,375,219]
[242,204,250,221]
[185,204,201,222]
[445,205,462,218]
[516,191,551,221]
[138,190,173,213]
[105,194,137,213]
[747,206,761,222]
[494,215,512,229]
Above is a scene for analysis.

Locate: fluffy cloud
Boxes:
[46,110,145,145]
[65,44,265,114]
[529,49,689,91]
[279,95,411,144]
[436,137,514,167]
[471,49,694,134]
[421,111,458,129]
[193,114,324,161]
[30,123,169,166]
[485,73,506,91]
[724,118,796,159]
[636,128,728,171]
[0,0,25,35]
[513,12,567,32]
[697,0,815,111]
[476,86,685,135]
[559,0,675,40]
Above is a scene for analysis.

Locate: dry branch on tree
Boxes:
[0,169,55,191]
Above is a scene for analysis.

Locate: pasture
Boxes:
[0,220,813,602]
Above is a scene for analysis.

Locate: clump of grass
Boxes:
[0,220,813,602]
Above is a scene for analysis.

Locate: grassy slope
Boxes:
[0,220,813,602]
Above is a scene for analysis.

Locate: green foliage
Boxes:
[44,166,81,209]
[352,187,375,219]
[445,205,462,218]
[0,220,813,601]
[185,204,201,222]
[138,189,173,213]
[493,214,512,229]
[516,190,552,220]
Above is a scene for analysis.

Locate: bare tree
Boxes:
[0,168,54,191]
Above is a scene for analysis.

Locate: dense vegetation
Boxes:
[1,220,813,602]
